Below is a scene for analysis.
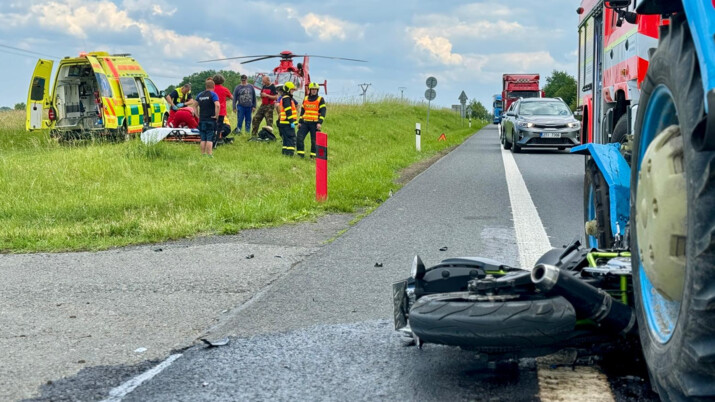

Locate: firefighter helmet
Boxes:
[283,82,296,92]
[308,82,320,90]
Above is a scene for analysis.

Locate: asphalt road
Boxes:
[22,125,658,401]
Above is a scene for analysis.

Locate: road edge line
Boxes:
[100,353,183,402]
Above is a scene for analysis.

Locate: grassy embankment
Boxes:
[0,100,487,252]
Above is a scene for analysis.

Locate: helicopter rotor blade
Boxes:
[303,55,367,63]
[240,55,284,64]
[198,55,280,63]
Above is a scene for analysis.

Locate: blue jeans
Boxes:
[237,106,252,132]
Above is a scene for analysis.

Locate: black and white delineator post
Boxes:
[415,123,421,151]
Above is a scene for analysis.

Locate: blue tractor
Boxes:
[573,1,715,398]
[492,94,503,124]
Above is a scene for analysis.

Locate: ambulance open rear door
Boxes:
[26,59,54,131]
[85,55,119,130]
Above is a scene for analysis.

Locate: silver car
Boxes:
[501,98,580,152]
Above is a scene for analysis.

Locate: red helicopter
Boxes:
[199,51,366,103]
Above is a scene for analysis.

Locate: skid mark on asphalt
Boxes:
[480,227,519,267]
[501,147,615,401]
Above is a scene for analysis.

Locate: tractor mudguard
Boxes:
[572,143,630,238]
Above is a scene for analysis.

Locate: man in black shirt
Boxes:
[196,80,220,157]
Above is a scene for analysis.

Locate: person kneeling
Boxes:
[168,106,199,129]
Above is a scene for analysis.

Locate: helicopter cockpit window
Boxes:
[273,72,302,88]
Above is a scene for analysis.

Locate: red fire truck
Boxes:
[501,74,541,112]
[576,0,661,145]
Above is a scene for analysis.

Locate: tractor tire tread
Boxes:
[632,14,715,400]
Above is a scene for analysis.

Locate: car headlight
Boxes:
[567,122,581,129]
[517,121,534,128]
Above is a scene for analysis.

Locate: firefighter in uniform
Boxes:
[297,82,326,158]
[278,82,298,156]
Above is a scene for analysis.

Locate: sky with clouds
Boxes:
[0,0,579,110]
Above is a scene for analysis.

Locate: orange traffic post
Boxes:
[316,131,328,202]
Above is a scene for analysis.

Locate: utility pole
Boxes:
[359,83,372,104]
[398,86,406,101]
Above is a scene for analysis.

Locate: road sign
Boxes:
[425,89,436,101]
[459,91,468,104]
[426,77,437,89]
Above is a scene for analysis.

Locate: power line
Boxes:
[359,83,371,104]
[0,48,39,59]
[0,43,60,59]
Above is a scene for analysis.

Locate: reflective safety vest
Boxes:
[302,96,324,122]
[279,97,297,124]
[177,90,191,103]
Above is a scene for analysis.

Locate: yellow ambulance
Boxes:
[26,51,166,139]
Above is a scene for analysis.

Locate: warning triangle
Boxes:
[438,133,446,141]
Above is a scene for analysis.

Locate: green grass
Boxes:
[0,100,486,252]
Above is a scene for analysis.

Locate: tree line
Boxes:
[164,70,253,97]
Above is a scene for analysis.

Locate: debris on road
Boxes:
[201,338,230,348]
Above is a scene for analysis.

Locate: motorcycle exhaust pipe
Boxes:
[531,264,636,335]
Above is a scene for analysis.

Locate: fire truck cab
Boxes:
[26,51,166,139]
[576,0,660,145]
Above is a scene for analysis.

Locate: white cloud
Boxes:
[31,1,135,39]
[287,9,364,41]
[497,51,565,72]
[455,2,525,18]
[122,0,175,17]
[412,35,463,65]
[151,5,177,16]
[409,18,524,41]
[8,0,227,60]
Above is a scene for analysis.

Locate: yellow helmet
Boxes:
[308,82,320,90]
[283,82,296,91]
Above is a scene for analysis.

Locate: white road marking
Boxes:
[500,147,615,402]
[537,364,614,402]
[500,148,552,268]
[101,353,183,402]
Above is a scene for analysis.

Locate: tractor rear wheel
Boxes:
[631,14,715,400]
